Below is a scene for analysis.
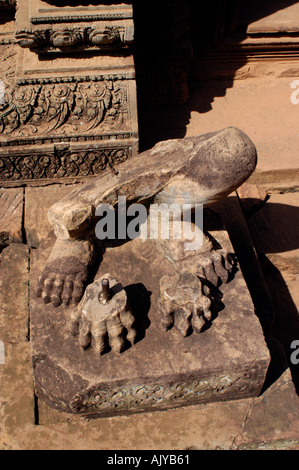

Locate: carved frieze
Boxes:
[0,146,131,181]
[16,0,134,53]
[0,44,17,88]
[0,2,138,183]
[28,1,133,24]
[0,78,129,138]
[71,371,256,414]
[0,73,138,182]
[16,25,133,51]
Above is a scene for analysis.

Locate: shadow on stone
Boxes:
[125,283,151,344]
[73,282,151,357]
[258,254,299,396]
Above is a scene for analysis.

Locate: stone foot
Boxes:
[157,271,212,337]
[195,244,235,287]
[71,274,137,355]
[159,231,236,288]
[36,238,95,307]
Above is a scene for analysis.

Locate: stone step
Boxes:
[245,1,299,35]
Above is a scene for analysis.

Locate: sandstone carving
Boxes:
[0,79,128,136]
[16,25,131,51]
[36,127,257,342]
[22,2,272,416]
[15,0,134,53]
[157,271,212,337]
[0,1,138,184]
[71,274,137,355]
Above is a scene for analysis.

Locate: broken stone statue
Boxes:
[31,126,271,416]
[36,126,257,346]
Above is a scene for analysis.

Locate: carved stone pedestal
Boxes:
[30,209,270,417]
[0,1,138,185]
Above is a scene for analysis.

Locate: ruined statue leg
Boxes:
[37,199,97,307]
[36,238,95,307]
[37,127,257,308]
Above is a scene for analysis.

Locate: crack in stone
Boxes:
[230,399,256,450]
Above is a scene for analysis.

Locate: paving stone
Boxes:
[235,369,299,449]
[0,244,29,344]
[7,399,252,450]
[0,188,24,246]
[247,192,299,273]
[0,243,34,447]
[246,1,299,34]
[1,343,35,436]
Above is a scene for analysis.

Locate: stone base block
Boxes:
[30,210,270,417]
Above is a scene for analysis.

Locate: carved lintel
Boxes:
[15,0,134,53]
[15,25,133,52]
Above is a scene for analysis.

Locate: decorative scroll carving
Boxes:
[1,2,138,184]
[0,79,128,137]
[0,147,130,181]
[0,45,17,88]
[71,371,254,414]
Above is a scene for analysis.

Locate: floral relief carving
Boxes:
[0,147,130,181]
[71,371,254,414]
[0,79,128,137]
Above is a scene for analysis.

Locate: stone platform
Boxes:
[29,210,270,417]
